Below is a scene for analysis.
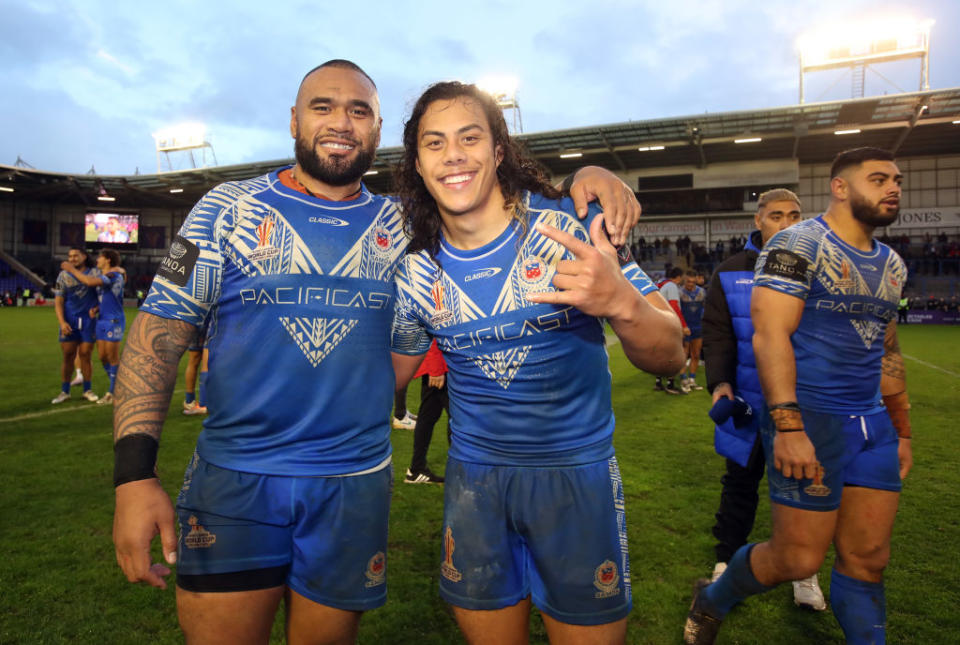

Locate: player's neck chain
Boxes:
[291,170,320,199]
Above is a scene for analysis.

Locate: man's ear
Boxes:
[289,107,298,139]
[495,144,504,166]
[831,176,848,201]
[415,157,422,177]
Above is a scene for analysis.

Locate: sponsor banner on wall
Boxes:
[885,207,960,230]
[906,310,960,325]
[633,221,706,238]
[710,218,755,236]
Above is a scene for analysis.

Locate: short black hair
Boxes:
[830,147,895,179]
[668,267,684,279]
[300,59,376,90]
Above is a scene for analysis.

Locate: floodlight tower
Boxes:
[478,76,523,134]
[152,123,219,173]
[797,17,934,103]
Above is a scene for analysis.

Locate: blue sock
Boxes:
[701,544,773,618]
[198,372,208,407]
[185,391,195,404]
[82,380,92,392]
[61,382,70,394]
[105,364,118,393]
[831,568,886,645]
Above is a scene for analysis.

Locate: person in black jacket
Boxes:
[700,188,826,610]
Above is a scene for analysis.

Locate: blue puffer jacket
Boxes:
[702,230,763,466]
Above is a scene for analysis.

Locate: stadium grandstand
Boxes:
[2,87,959,318]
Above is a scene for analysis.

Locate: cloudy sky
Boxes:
[2,0,958,175]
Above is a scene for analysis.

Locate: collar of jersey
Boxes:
[438,217,521,262]
[269,166,373,209]
[814,214,881,258]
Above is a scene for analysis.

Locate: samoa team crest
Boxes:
[364,551,386,587]
[593,559,620,598]
[519,256,550,291]
[372,226,392,254]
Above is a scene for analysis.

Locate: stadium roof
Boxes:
[2,87,959,207]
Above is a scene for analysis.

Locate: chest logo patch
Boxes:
[279,316,358,367]
[472,345,531,389]
[248,215,281,262]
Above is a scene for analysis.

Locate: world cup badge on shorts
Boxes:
[364,551,386,587]
[248,214,280,261]
[440,526,462,582]
[593,559,620,598]
[804,464,831,497]
[184,515,217,549]
[430,280,454,327]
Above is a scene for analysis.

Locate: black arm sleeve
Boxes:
[702,270,737,393]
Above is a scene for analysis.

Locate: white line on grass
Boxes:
[0,388,187,425]
[903,353,960,378]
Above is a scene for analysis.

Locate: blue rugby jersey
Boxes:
[55,267,101,320]
[142,167,408,476]
[754,216,906,415]
[98,271,125,321]
[679,285,706,331]
[391,192,657,466]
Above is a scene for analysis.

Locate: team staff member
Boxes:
[685,148,912,645]
[700,189,824,609]
[112,60,645,644]
[52,248,101,404]
[391,81,684,644]
[60,249,126,404]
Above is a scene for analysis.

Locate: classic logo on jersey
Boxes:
[158,235,199,287]
[593,560,620,598]
[248,214,281,262]
[279,316,359,367]
[441,526,462,582]
[364,551,386,587]
[430,280,454,326]
[804,464,831,497]
[464,267,502,282]
[472,346,531,389]
[184,515,217,549]
[761,249,807,282]
[308,215,348,226]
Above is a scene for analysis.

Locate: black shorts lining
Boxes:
[177,564,289,593]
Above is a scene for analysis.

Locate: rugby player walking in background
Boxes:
[685,148,913,645]
[700,189,825,609]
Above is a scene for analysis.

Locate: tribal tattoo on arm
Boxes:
[113,313,199,443]
[881,320,906,383]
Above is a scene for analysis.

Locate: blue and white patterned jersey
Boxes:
[679,285,706,331]
[391,192,658,466]
[98,272,125,320]
[754,216,906,415]
[142,167,408,476]
[55,267,101,319]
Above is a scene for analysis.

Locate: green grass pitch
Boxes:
[1,307,958,643]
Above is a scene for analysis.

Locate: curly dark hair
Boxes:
[395,81,561,256]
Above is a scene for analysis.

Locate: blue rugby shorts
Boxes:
[174,452,391,611]
[95,318,124,342]
[59,313,95,343]
[760,408,901,511]
[439,455,632,626]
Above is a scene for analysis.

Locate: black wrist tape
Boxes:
[114,435,159,487]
